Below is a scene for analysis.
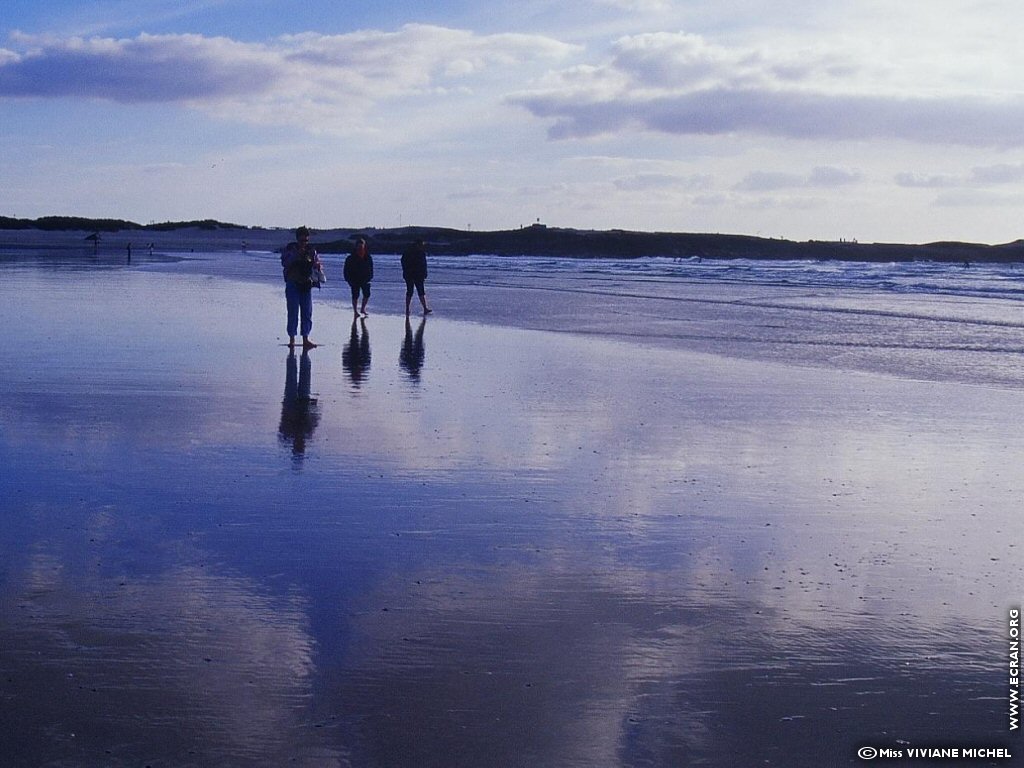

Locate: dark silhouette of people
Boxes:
[342,317,371,387]
[278,350,320,464]
[399,316,426,383]
[401,239,432,316]
[343,237,374,317]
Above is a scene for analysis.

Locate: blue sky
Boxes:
[3,0,1024,243]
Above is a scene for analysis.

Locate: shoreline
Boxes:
[4,221,1024,263]
[7,240,1024,389]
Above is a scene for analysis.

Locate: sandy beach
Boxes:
[0,244,1020,766]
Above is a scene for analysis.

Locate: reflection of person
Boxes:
[278,350,320,462]
[280,226,321,349]
[399,316,426,382]
[342,317,372,387]
[343,237,374,317]
[401,239,432,316]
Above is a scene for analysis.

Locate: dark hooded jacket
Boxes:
[344,245,374,287]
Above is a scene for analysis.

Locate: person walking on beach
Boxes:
[281,226,321,349]
[401,239,432,316]
[344,237,374,317]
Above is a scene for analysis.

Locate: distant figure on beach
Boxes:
[280,226,321,349]
[344,237,374,317]
[126,242,132,262]
[342,317,371,387]
[400,316,426,382]
[401,239,432,316]
[278,350,320,463]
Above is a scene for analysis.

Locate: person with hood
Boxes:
[344,237,374,317]
[400,238,433,316]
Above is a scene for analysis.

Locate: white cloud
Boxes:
[590,0,673,12]
[613,172,713,192]
[895,163,1024,190]
[0,26,577,132]
[509,30,1024,147]
[606,30,858,92]
[969,163,1024,184]
[734,165,861,192]
[933,188,1024,208]
[807,165,861,187]
[6,6,1024,241]
[894,172,962,189]
[0,32,282,101]
[734,170,805,191]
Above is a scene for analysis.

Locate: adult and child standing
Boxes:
[280,226,322,349]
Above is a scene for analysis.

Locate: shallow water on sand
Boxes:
[0,258,1020,766]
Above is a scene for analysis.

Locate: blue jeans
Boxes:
[285,282,313,337]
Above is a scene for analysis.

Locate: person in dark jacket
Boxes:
[343,237,374,317]
[400,239,432,316]
[280,226,321,349]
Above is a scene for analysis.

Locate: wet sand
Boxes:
[0,253,1020,767]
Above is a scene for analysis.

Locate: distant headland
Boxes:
[3,215,1024,263]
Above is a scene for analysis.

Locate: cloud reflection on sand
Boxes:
[329,558,1003,766]
[1,257,1020,765]
[4,297,1016,640]
[312,318,1017,621]
[3,546,342,766]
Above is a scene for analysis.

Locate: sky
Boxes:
[3,0,1024,243]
